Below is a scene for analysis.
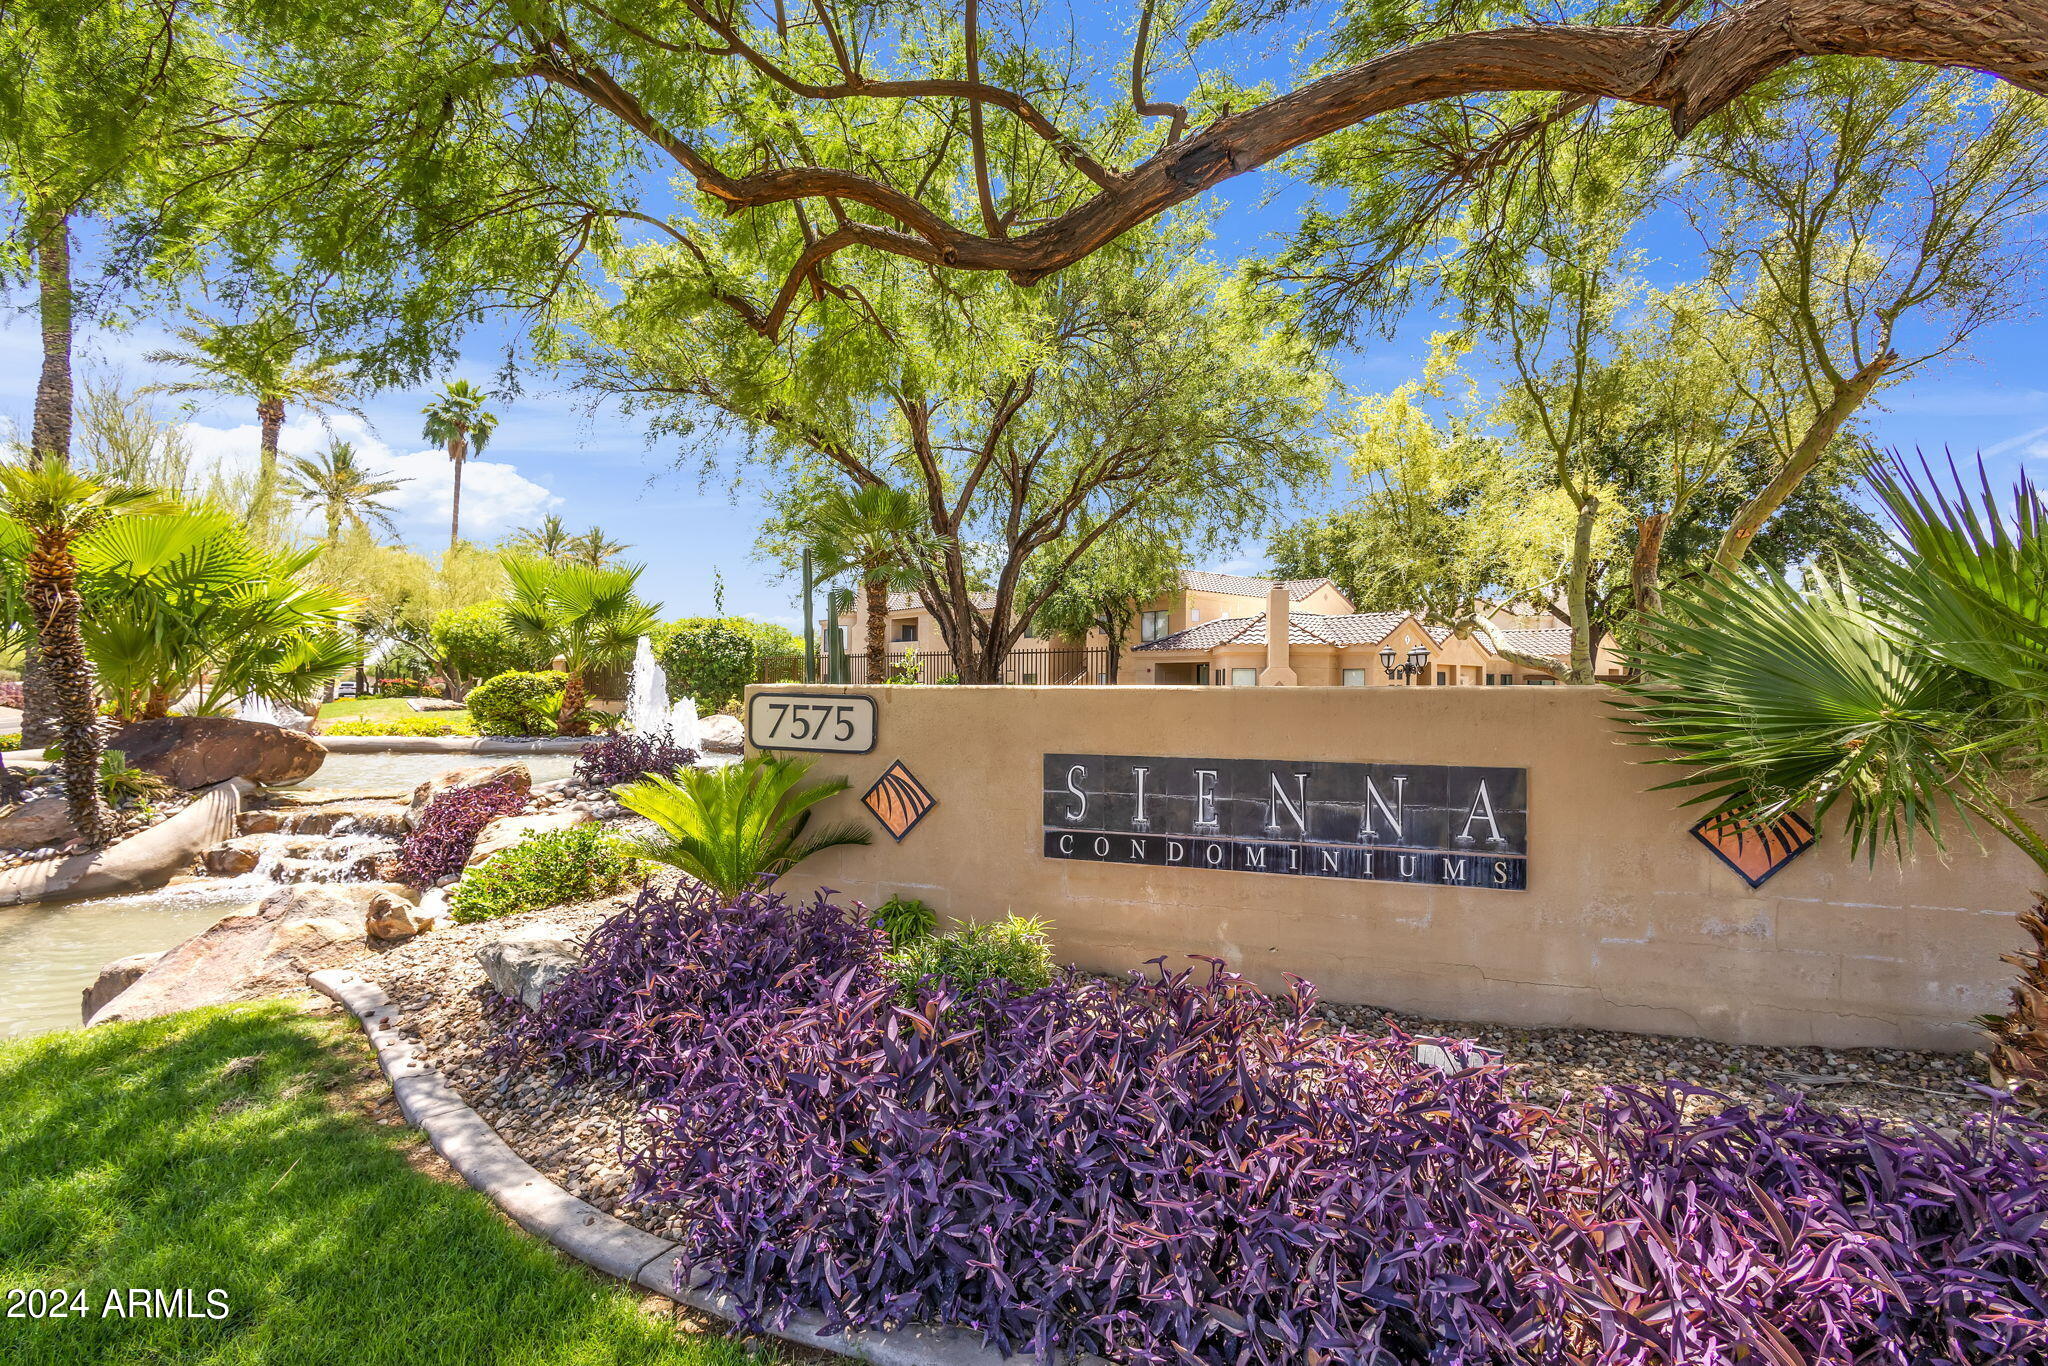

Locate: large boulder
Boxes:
[698,713,744,753]
[86,882,417,1026]
[80,951,165,1023]
[408,762,531,826]
[465,807,591,869]
[0,795,77,851]
[111,717,326,789]
[474,921,581,1010]
[365,890,431,942]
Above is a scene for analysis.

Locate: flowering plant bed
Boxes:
[470,884,2048,1366]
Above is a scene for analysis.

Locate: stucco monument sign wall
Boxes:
[1045,755,1528,890]
[758,683,2037,1052]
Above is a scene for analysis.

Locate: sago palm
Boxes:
[1615,455,2048,1101]
[617,753,872,897]
[282,441,408,543]
[0,458,168,845]
[420,380,498,552]
[809,484,926,681]
[500,557,657,734]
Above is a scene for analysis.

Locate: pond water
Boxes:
[0,880,264,1039]
[285,749,582,793]
[0,747,591,1040]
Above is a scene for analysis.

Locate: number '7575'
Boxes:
[745,693,876,755]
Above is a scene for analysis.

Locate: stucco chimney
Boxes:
[1258,582,1298,686]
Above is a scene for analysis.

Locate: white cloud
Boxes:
[176,412,558,539]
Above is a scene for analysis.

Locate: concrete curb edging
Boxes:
[313,736,597,755]
[308,967,1100,1366]
[0,777,249,910]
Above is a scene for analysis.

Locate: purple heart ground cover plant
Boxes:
[395,772,529,886]
[573,731,700,789]
[501,883,2048,1364]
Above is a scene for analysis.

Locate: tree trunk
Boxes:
[30,209,73,463]
[557,671,587,735]
[1566,495,1600,684]
[863,576,888,683]
[1631,511,1670,623]
[1713,353,1895,575]
[255,394,285,524]
[23,208,74,750]
[448,449,465,553]
[1988,897,2048,1113]
[26,541,115,846]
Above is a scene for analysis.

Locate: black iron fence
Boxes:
[755,647,1113,686]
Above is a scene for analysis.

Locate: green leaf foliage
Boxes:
[657,621,757,712]
[872,894,937,948]
[885,916,1055,1005]
[449,825,642,924]
[465,669,566,737]
[1615,457,2048,877]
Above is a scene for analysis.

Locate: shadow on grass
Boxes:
[0,1001,776,1366]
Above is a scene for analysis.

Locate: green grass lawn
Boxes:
[314,696,475,734]
[0,1002,786,1366]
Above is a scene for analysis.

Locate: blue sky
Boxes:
[2,100,2042,626]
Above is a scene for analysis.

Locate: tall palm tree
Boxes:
[809,484,926,681]
[1615,455,2048,1101]
[281,441,409,543]
[0,458,167,846]
[505,513,574,560]
[570,525,628,568]
[500,557,657,735]
[143,313,360,502]
[419,380,498,552]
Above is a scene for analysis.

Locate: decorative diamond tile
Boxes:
[1690,810,1816,888]
[861,760,935,842]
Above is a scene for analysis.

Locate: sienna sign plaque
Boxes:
[1044,753,1528,890]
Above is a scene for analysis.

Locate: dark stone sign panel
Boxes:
[1044,754,1528,891]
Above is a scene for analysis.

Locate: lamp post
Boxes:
[1380,645,1431,682]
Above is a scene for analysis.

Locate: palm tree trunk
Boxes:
[30,209,73,462]
[1631,512,1670,623]
[26,539,114,846]
[22,208,74,750]
[863,576,888,682]
[448,454,464,552]
[255,394,285,524]
[557,671,586,736]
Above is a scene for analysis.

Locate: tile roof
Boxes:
[879,589,996,612]
[1178,571,1337,602]
[1497,627,1575,658]
[1136,611,1413,651]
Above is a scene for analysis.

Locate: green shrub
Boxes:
[99,749,175,808]
[323,716,461,737]
[466,670,567,736]
[872,894,937,947]
[0,734,18,752]
[449,825,643,923]
[885,916,1054,1003]
[657,622,756,712]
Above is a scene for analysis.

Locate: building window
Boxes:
[1230,668,1257,687]
[1140,610,1170,642]
[1194,663,1209,685]
[1435,670,1447,686]
[1190,609,1202,623]
[1021,672,1038,684]
[893,620,918,643]
[1341,668,1366,687]
[1484,672,1496,685]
